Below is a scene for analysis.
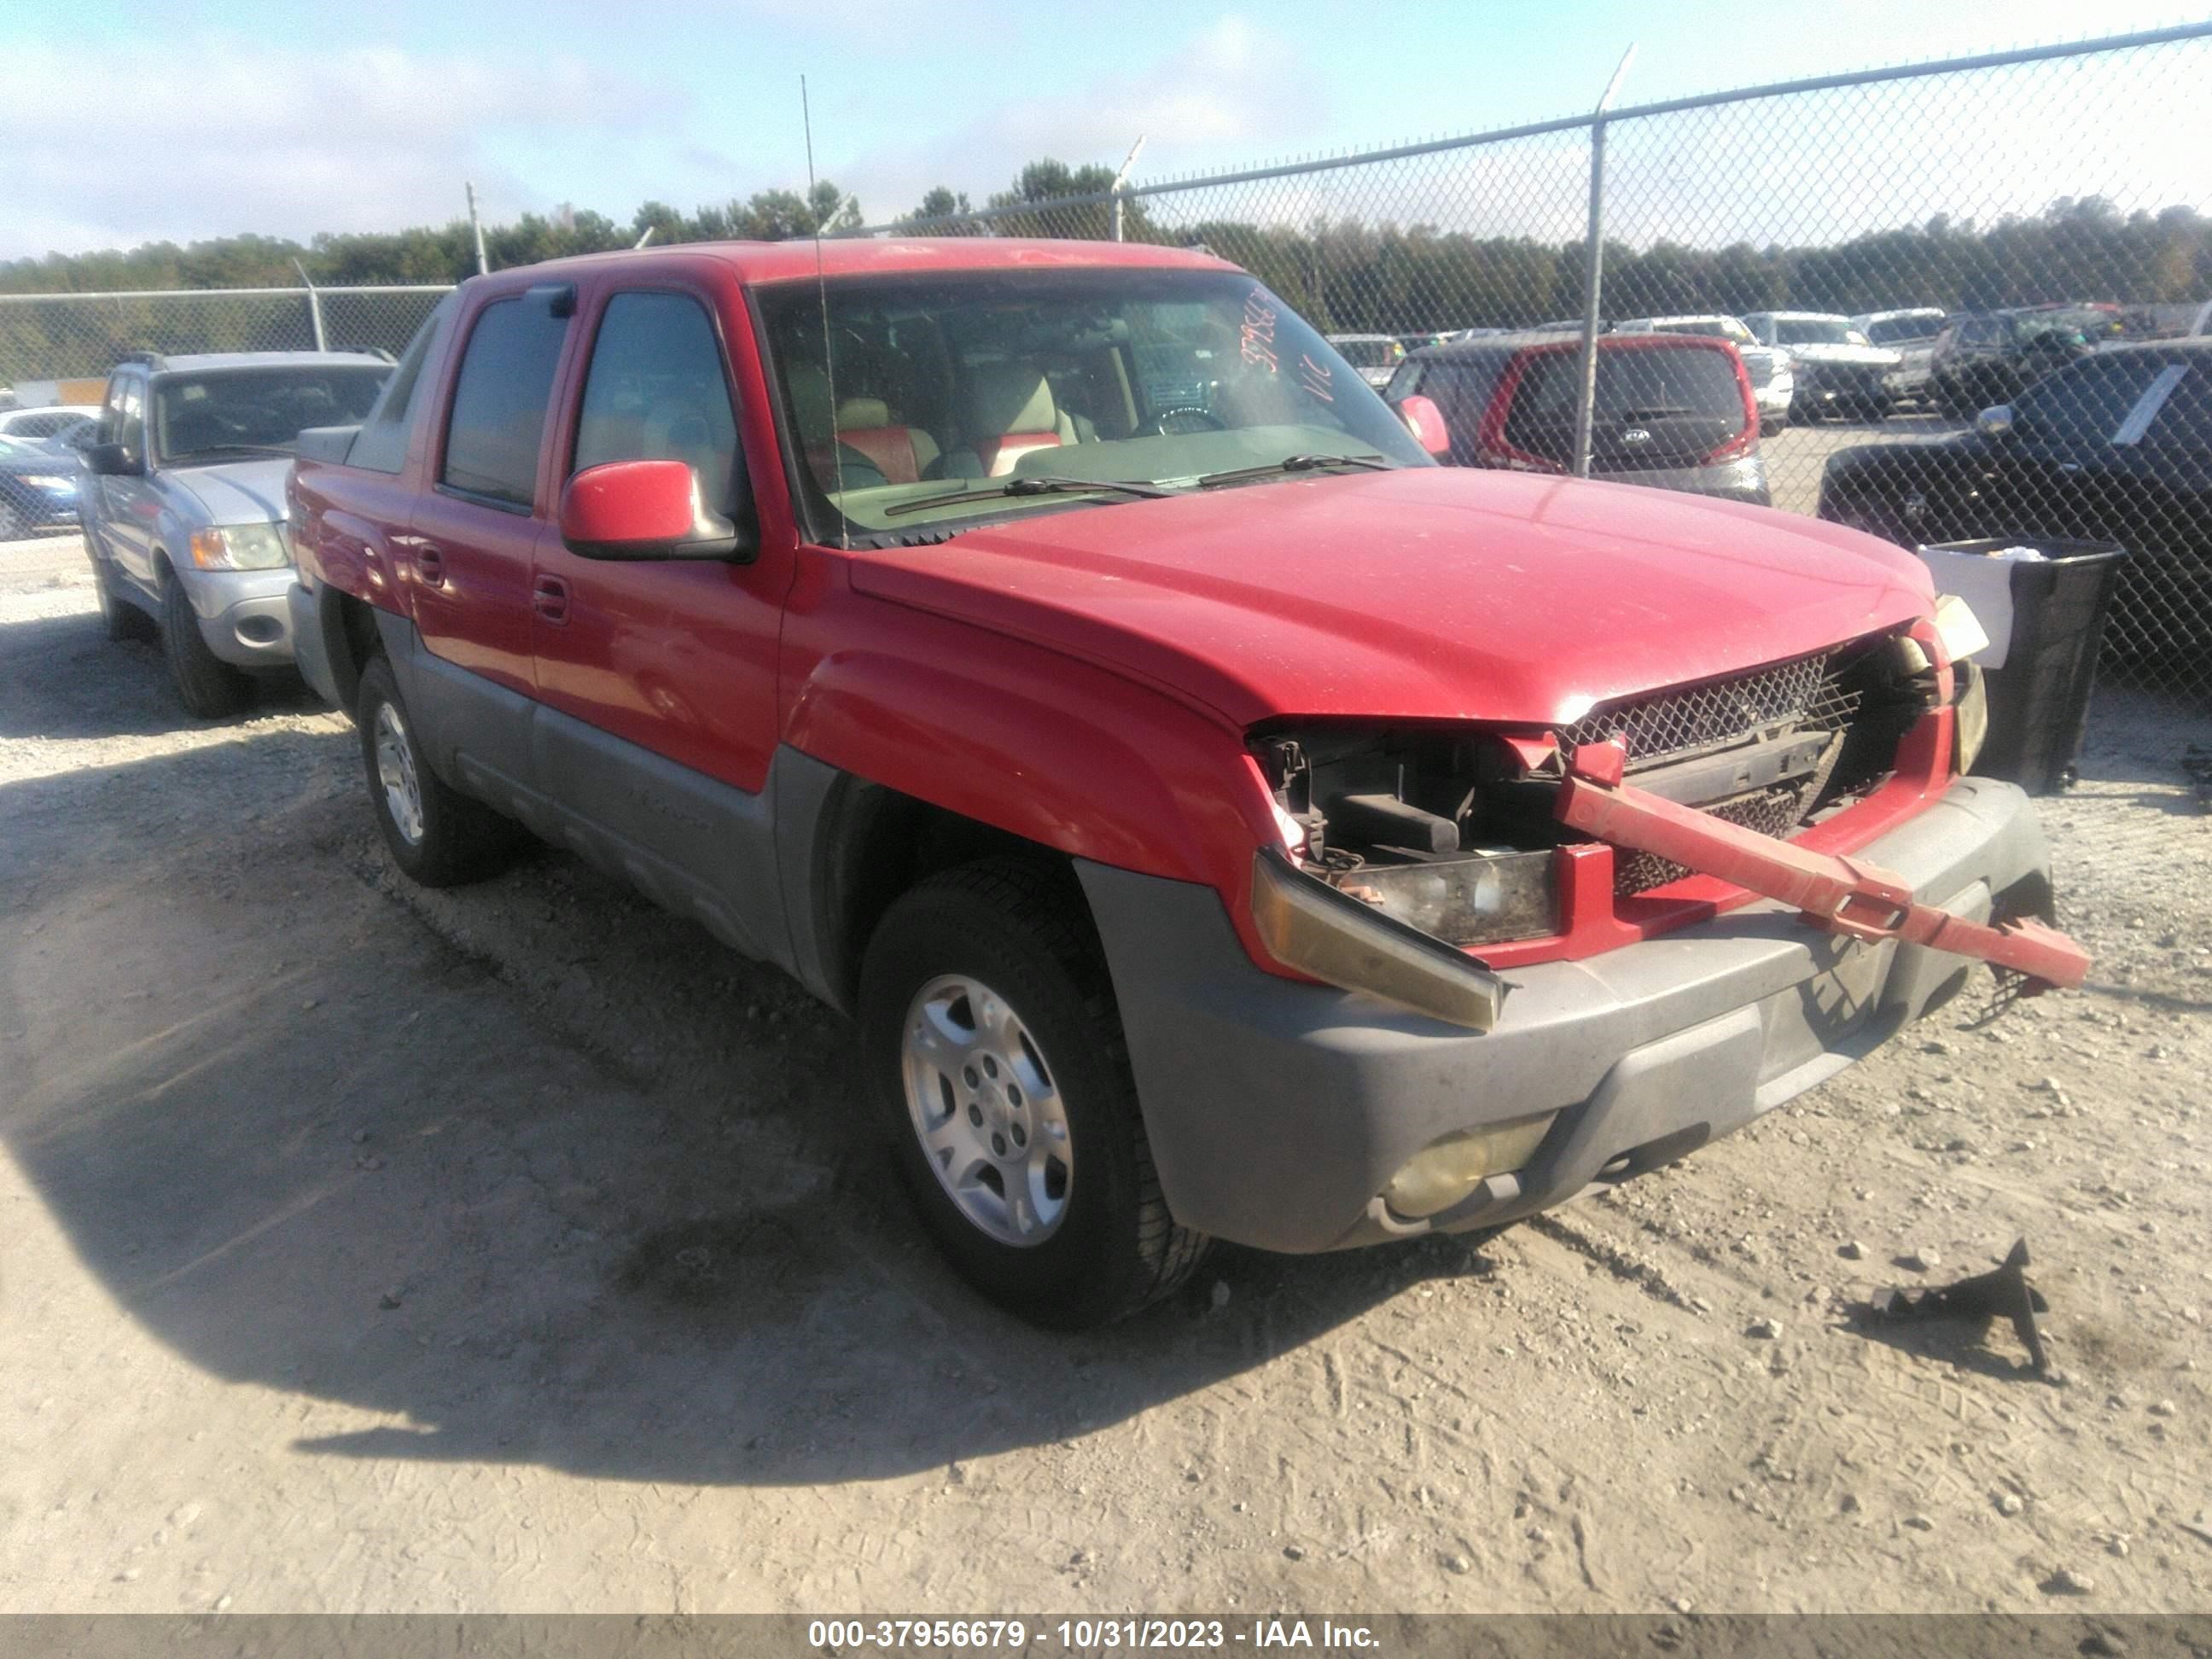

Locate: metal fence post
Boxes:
[293,259,327,352]
[1572,47,1637,481]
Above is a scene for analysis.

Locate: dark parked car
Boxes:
[1818,340,2212,669]
[1386,330,1768,504]
[0,433,82,538]
[1926,307,2109,415]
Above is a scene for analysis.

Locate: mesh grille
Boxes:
[1614,783,1813,897]
[1568,645,1890,899]
[1561,651,1834,767]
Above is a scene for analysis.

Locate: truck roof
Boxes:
[504,236,1240,287]
[147,351,394,374]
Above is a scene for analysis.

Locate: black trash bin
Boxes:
[1920,538,2128,795]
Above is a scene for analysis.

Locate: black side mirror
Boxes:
[84,441,142,476]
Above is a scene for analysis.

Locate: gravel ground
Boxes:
[1764,410,1967,518]
[1,547,2208,1615]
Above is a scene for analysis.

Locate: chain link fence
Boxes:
[5,27,2210,706]
[0,283,451,387]
[856,23,2212,702]
[0,283,450,572]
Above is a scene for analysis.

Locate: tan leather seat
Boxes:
[954,364,1093,477]
[832,395,940,485]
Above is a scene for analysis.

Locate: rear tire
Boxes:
[355,654,521,887]
[859,858,1208,1328]
[160,572,253,718]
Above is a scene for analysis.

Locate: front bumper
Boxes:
[181,566,297,667]
[1079,775,2048,1254]
[1795,363,1893,410]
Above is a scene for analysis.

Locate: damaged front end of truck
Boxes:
[1246,602,2086,1033]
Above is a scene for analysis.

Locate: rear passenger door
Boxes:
[527,282,789,960]
[404,287,573,782]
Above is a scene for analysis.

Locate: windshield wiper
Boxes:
[1193,453,1394,488]
[882,475,1173,519]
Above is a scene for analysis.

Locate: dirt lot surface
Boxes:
[2,538,2208,1616]
[1764,410,1965,518]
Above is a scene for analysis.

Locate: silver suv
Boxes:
[79,351,390,715]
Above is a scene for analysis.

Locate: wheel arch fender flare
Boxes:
[777,645,1275,1010]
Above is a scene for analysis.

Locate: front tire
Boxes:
[93,553,156,643]
[355,655,521,887]
[859,859,1208,1327]
[160,573,253,718]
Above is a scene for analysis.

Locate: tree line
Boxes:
[4,161,2208,336]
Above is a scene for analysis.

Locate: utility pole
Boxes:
[465,181,490,276]
[1110,134,1147,242]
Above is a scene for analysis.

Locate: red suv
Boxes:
[287,240,2064,1326]
[1386,331,1769,504]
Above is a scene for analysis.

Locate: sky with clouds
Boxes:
[1,0,2207,261]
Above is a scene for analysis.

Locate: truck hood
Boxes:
[849,468,1934,729]
[163,457,292,526]
[1784,343,1901,368]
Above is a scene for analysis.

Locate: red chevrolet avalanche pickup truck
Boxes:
[286,238,2064,1327]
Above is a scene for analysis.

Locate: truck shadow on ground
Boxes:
[0,737,1493,1490]
[0,608,327,742]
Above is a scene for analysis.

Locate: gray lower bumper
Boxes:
[185,568,297,667]
[287,580,341,706]
[1078,777,2050,1254]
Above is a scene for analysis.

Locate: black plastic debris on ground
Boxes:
[1866,1237,2051,1375]
[2183,744,2212,812]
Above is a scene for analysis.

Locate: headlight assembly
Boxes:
[189,522,292,571]
[1249,848,1510,1031]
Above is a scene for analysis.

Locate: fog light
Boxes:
[1383,1114,1557,1219]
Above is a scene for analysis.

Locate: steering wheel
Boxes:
[1142,406,1228,437]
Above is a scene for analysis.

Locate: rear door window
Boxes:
[349,293,457,474]
[2142,364,2210,451]
[439,294,571,509]
[1417,358,1504,447]
[2015,352,2180,444]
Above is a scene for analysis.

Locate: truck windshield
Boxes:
[153,366,391,466]
[754,268,1430,544]
[1866,316,1941,345]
